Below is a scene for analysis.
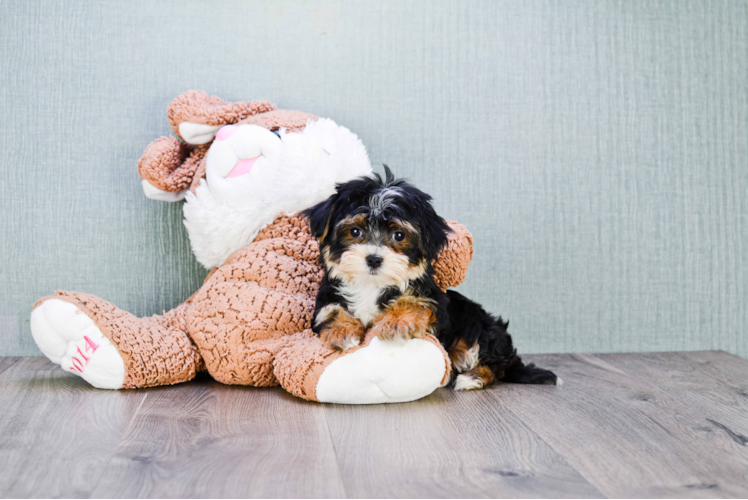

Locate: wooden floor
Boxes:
[1,352,748,498]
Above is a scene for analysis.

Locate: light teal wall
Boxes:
[1,1,746,358]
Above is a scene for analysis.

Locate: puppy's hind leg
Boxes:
[453,356,560,389]
[448,339,495,391]
[444,290,561,388]
[454,365,496,391]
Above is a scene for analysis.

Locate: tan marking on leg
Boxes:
[319,308,366,351]
[371,295,435,342]
[454,365,495,391]
[314,303,342,327]
[448,339,480,374]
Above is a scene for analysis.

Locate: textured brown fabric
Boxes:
[183,145,209,194]
[188,147,209,194]
[33,292,203,389]
[137,136,195,192]
[235,109,318,133]
[273,330,347,401]
[253,213,317,243]
[167,90,277,139]
[434,221,474,291]
[243,330,317,389]
[187,216,323,386]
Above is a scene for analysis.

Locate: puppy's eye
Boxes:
[392,231,405,242]
[350,227,364,238]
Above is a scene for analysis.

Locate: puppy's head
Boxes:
[302,165,451,286]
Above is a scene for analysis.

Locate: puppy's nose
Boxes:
[366,254,383,269]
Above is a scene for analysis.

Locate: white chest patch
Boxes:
[337,281,384,327]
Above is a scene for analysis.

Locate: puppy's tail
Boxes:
[502,357,561,386]
[495,335,560,386]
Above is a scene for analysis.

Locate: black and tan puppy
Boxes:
[302,166,559,390]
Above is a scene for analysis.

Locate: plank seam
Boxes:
[321,404,351,499]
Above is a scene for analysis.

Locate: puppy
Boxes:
[302,166,559,390]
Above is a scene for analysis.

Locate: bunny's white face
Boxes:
[182,119,372,269]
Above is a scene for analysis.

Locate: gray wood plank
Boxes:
[0,358,146,498]
[0,357,19,376]
[323,386,603,498]
[91,377,346,499]
[598,352,748,442]
[5,352,747,499]
[492,353,748,498]
[679,351,748,394]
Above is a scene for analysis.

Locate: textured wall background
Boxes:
[1,0,746,358]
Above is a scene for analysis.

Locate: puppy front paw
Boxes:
[319,311,366,351]
[372,298,435,342]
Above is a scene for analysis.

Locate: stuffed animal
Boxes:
[29,91,474,404]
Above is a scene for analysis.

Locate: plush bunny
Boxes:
[30,91,474,404]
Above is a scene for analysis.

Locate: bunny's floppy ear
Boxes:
[302,193,339,243]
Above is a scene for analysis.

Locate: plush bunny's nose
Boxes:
[216,125,238,141]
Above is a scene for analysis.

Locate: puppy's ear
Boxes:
[302,193,337,241]
[419,201,452,262]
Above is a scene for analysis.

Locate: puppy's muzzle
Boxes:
[366,254,383,270]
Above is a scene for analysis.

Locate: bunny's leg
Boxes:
[186,229,322,387]
[31,292,203,389]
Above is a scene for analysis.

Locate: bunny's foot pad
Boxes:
[30,299,125,389]
[274,331,450,404]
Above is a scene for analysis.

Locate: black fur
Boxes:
[439,290,557,385]
[304,165,450,264]
[303,166,557,387]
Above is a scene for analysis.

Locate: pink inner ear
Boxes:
[226,156,259,178]
[216,125,238,141]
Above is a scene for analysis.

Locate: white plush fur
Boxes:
[142,180,187,202]
[315,337,446,404]
[178,122,222,145]
[184,119,372,269]
[30,299,125,389]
